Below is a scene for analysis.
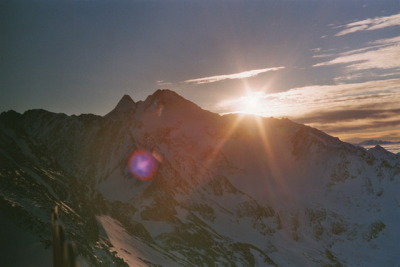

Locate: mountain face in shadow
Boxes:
[1,89,400,266]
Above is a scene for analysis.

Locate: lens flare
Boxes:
[128,150,159,180]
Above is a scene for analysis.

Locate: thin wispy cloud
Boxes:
[156,80,173,87]
[335,13,400,36]
[294,108,400,129]
[314,36,400,71]
[183,67,285,85]
[302,117,400,143]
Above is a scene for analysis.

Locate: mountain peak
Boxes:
[106,95,136,116]
[135,89,218,121]
[142,89,192,109]
[150,89,186,102]
[118,94,135,105]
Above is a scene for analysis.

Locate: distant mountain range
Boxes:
[1,89,400,266]
[358,139,400,146]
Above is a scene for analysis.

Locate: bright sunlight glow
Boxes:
[240,92,265,116]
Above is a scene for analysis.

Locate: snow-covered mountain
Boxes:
[1,89,400,266]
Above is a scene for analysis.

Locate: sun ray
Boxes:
[253,116,291,206]
[204,113,245,168]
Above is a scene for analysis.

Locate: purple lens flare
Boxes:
[128,150,159,180]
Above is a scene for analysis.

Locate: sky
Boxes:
[1,0,399,143]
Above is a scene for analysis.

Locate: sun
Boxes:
[240,92,265,116]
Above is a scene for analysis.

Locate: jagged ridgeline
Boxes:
[1,90,400,266]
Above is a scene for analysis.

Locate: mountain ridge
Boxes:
[1,90,400,266]
[358,139,400,146]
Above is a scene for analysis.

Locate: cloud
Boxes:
[294,108,400,124]
[306,119,400,135]
[334,69,400,83]
[335,13,400,36]
[313,14,400,82]
[292,107,400,138]
[183,67,285,85]
[338,129,400,143]
[216,79,400,141]
[314,36,400,71]
[156,80,173,87]
[292,107,400,143]
[218,78,400,117]
[282,79,400,141]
